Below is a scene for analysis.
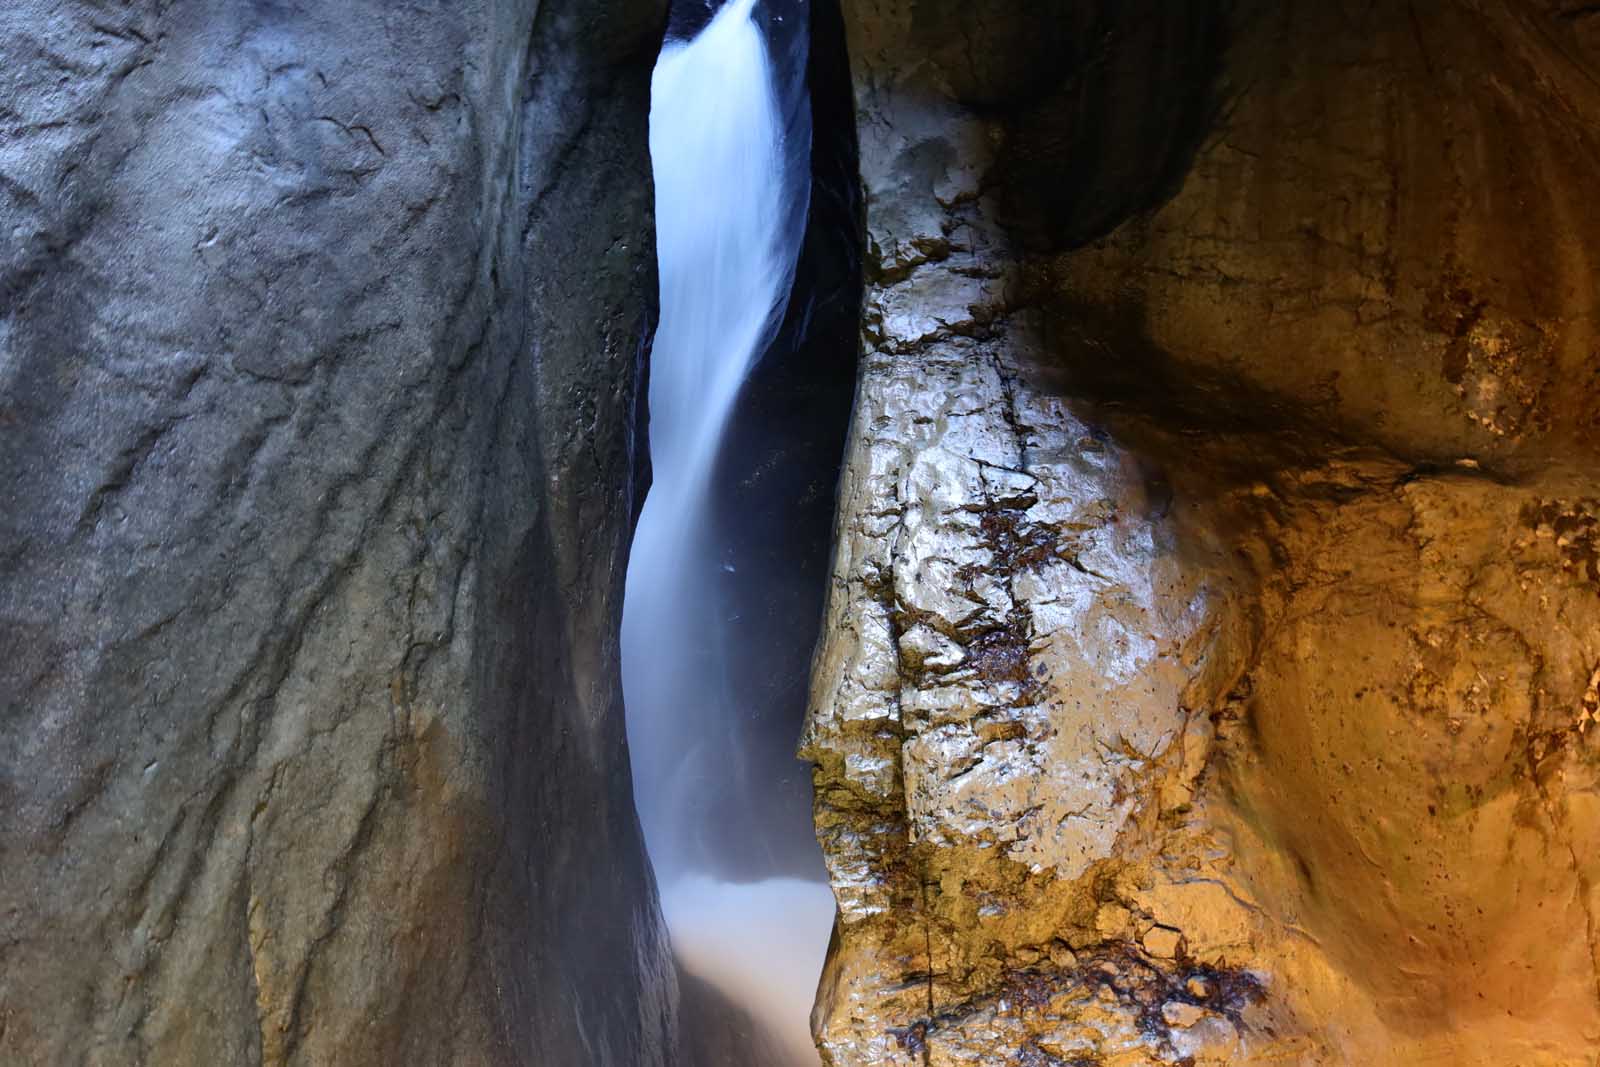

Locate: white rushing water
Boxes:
[622,0,830,1061]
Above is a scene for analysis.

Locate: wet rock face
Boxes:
[807,0,1600,1063]
[0,1,672,1064]
[1045,0,1600,471]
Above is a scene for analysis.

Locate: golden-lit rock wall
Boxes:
[805,2,1600,1063]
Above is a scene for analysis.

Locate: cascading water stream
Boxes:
[622,1,834,1061]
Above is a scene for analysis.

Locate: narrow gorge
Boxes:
[623,2,837,1061]
[2,2,1598,1066]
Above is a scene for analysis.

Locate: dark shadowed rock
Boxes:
[0,1,673,1064]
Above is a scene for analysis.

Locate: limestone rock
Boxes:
[1043,0,1600,470]
[806,1,1600,1064]
[0,1,672,1064]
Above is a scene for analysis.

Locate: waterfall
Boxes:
[622,0,833,1062]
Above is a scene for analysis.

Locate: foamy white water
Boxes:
[622,0,830,1062]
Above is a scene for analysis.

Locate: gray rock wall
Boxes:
[0,1,672,1064]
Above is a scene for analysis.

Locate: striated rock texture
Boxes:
[0,2,673,1064]
[805,1,1600,1064]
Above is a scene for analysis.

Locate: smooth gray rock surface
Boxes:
[0,1,672,1063]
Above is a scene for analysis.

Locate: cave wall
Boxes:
[806,1,1600,1063]
[1043,0,1600,468]
[0,2,673,1064]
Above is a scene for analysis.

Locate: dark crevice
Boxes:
[983,1,1231,251]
